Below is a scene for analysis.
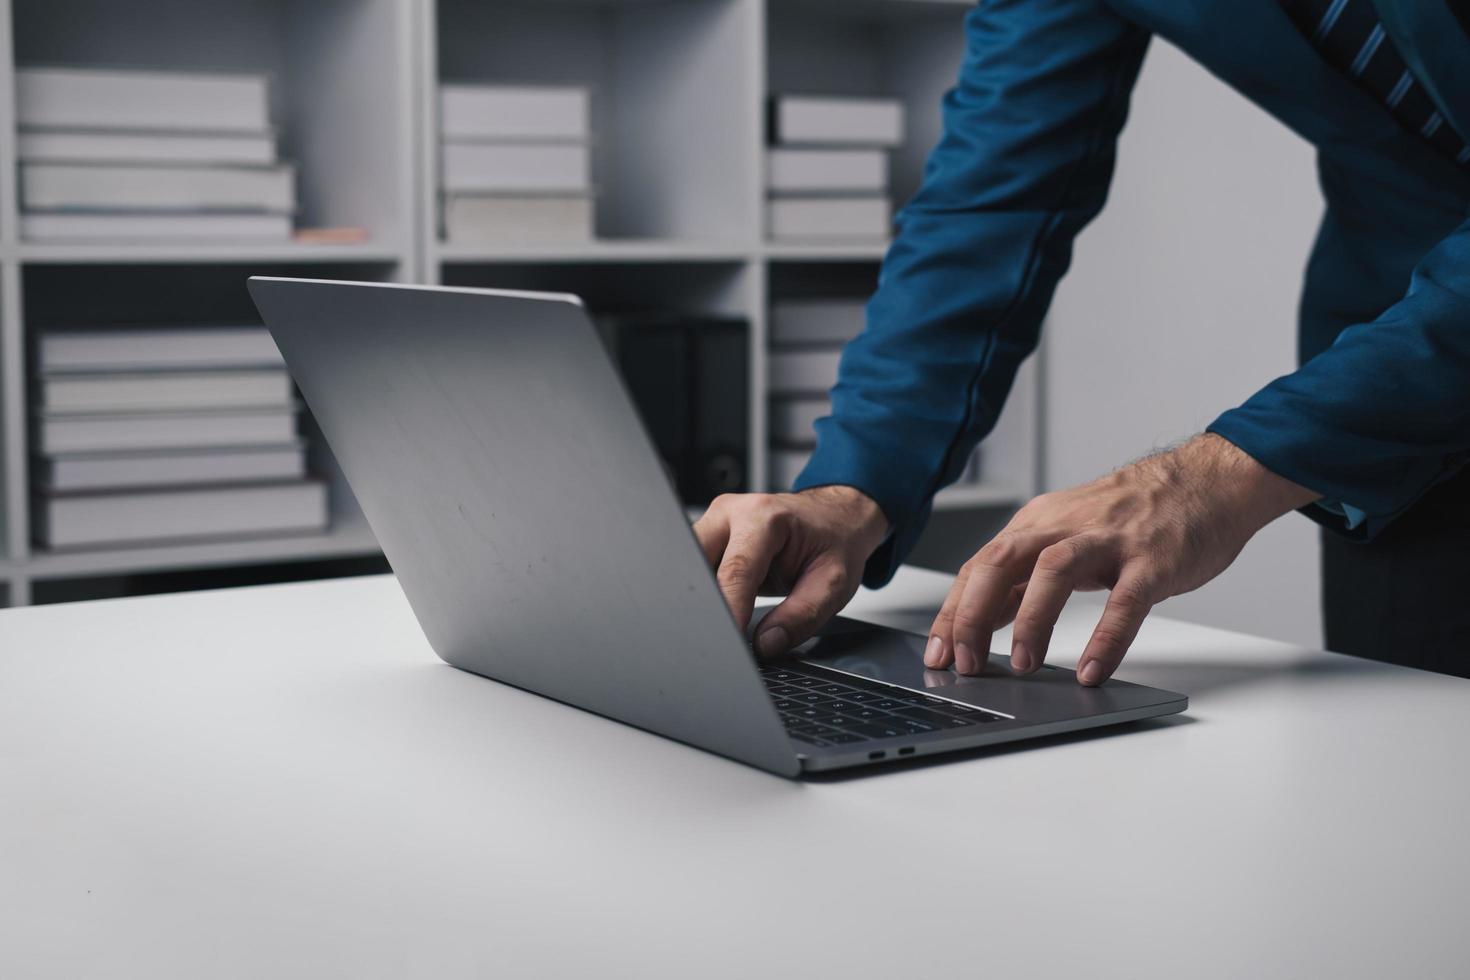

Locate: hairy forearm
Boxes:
[796,485,890,548]
[1140,433,1321,537]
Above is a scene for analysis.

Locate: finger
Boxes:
[1077,567,1156,686]
[924,563,974,669]
[993,583,1027,630]
[691,505,730,570]
[714,519,787,633]
[949,533,1048,676]
[1009,537,1112,675]
[752,556,856,658]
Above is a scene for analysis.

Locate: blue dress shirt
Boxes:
[794,0,1470,586]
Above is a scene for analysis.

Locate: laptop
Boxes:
[248,277,1188,776]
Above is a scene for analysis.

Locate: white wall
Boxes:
[1044,41,1326,647]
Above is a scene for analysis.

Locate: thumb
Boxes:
[752,557,858,658]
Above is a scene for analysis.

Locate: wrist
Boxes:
[1174,433,1320,533]
[797,484,890,548]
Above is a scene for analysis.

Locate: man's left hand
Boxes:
[926,434,1319,685]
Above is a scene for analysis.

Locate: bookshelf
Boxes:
[0,0,1040,607]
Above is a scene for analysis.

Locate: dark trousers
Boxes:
[1322,469,1470,678]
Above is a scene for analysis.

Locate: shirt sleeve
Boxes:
[1208,215,1470,539]
[792,0,1151,587]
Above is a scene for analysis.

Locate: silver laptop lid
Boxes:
[248,277,798,776]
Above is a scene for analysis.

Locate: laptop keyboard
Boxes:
[758,660,1004,748]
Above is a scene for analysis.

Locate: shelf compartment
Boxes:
[11,0,415,253]
[765,0,969,216]
[432,0,757,245]
[21,262,399,562]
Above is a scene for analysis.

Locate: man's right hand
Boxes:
[693,486,889,658]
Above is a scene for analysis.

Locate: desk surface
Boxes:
[2,567,1467,979]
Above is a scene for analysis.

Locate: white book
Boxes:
[443,194,594,245]
[440,85,590,140]
[35,480,328,549]
[768,349,843,395]
[770,298,868,345]
[770,96,905,147]
[767,197,891,241]
[39,369,294,414]
[18,129,276,165]
[16,68,270,133]
[21,211,292,243]
[767,148,889,193]
[22,162,295,213]
[770,397,828,446]
[441,143,590,193]
[40,327,284,373]
[38,443,308,492]
[770,449,812,492]
[37,407,299,455]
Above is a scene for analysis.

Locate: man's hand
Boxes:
[694,486,890,657]
[927,434,1318,685]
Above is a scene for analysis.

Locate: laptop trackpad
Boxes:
[760,613,1124,720]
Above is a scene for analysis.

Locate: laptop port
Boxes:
[868,751,885,761]
[898,747,915,756]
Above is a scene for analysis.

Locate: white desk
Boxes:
[2,567,1467,979]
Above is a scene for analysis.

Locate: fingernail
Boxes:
[924,635,943,668]
[756,626,789,659]
[1079,660,1105,686]
[954,641,978,675]
[1010,641,1033,674]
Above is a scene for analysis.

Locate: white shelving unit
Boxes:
[0,0,1042,607]
[0,0,417,605]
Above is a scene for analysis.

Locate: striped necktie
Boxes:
[1279,0,1470,167]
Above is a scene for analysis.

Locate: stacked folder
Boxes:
[598,313,750,506]
[439,84,595,246]
[16,67,294,243]
[766,95,904,242]
[32,327,327,549]
[767,297,982,490]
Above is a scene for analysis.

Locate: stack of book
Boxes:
[767,296,982,490]
[32,326,328,550]
[439,84,594,246]
[16,67,294,243]
[766,95,904,242]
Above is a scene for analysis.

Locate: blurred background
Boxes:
[0,0,1323,647]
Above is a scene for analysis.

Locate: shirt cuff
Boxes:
[1205,414,1372,540]
[1315,498,1368,531]
[792,421,939,588]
